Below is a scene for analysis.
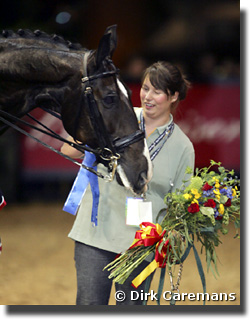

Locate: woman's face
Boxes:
[140,75,176,123]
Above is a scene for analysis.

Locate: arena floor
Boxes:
[0,202,240,306]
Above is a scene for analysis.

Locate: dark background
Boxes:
[0,0,240,203]
[0,0,240,81]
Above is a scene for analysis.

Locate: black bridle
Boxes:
[0,51,145,181]
[76,51,145,176]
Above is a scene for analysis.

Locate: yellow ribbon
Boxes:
[129,222,164,249]
[132,259,159,288]
[130,223,170,289]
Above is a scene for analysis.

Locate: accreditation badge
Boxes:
[125,197,153,227]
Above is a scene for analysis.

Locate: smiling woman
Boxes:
[140,61,190,133]
[140,76,178,129]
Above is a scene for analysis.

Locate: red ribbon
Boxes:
[130,223,172,288]
[129,222,166,249]
[155,239,172,268]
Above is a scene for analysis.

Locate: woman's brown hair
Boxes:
[142,61,191,112]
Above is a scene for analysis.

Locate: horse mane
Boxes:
[0,28,91,130]
[0,28,85,52]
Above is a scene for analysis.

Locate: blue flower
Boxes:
[214,209,219,218]
[220,187,233,199]
[202,190,214,197]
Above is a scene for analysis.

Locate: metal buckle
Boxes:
[100,148,120,161]
[105,157,118,182]
[81,76,89,83]
[84,86,92,94]
[99,148,120,182]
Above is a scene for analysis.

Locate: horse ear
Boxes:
[96,25,117,68]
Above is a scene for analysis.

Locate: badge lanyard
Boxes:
[140,111,175,161]
[126,111,175,227]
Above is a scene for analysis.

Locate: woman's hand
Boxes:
[60,136,84,159]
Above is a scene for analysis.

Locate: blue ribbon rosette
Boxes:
[63,151,100,226]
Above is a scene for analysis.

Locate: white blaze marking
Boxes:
[117,79,129,98]
[116,81,153,192]
[117,139,152,194]
[143,139,153,181]
[117,165,133,192]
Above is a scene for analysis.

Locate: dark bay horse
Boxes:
[0,25,152,195]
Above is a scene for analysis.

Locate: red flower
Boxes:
[188,203,200,214]
[215,216,223,220]
[204,199,216,208]
[202,182,213,191]
[224,198,232,207]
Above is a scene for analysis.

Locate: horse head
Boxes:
[0,26,152,195]
[61,25,152,194]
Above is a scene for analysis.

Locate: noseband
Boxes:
[77,51,145,178]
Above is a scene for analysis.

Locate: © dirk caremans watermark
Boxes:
[114,289,237,303]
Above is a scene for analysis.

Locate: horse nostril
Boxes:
[133,171,148,195]
[138,171,147,188]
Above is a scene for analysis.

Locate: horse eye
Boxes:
[102,93,118,108]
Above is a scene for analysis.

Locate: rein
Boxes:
[0,109,97,154]
[0,51,145,181]
[0,110,106,179]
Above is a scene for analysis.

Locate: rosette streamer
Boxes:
[63,151,99,226]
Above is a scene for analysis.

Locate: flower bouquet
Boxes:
[104,160,240,304]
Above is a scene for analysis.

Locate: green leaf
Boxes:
[200,207,216,225]
[199,226,215,233]
[206,249,211,272]
[218,166,225,173]
[184,176,203,192]
[185,166,193,174]
[234,220,240,229]
[200,206,214,217]
[208,171,216,176]
[208,263,218,279]
[212,250,219,276]
[157,239,164,253]
[221,228,228,235]
[220,195,228,204]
